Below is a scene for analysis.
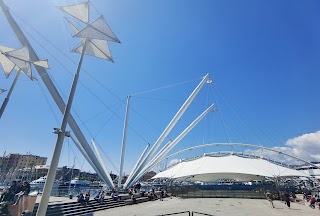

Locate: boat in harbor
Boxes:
[64,177,91,188]
[30,176,59,189]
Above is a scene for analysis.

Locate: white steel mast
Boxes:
[68,133,101,182]
[124,143,150,189]
[37,39,89,216]
[0,71,20,118]
[118,94,131,188]
[0,0,111,186]
[124,74,210,188]
[92,139,114,188]
[36,1,120,214]
[128,104,215,188]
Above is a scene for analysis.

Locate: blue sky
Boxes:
[0,0,320,175]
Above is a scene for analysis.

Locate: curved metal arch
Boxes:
[157,142,320,170]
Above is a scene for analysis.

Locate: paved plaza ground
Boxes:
[90,197,318,216]
[34,195,319,216]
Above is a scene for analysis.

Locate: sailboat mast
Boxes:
[0,151,6,183]
[118,94,131,188]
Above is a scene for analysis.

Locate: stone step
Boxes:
[32,198,126,216]
[31,193,167,215]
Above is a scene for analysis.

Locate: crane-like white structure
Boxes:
[124,74,213,188]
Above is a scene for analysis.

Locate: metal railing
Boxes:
[157,211,214,216]
[168,185,268,199]
[157,211,191,216]
[192,211,214,216]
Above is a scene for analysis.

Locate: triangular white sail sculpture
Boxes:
[0,45,49,119]
[73,39,113,61]
[0,45,16,77]
[58,2,89,23]
[2,46,49,80]
[4,46,32,77]
[61,2,120,62]
[75,16,120,43]
[33,60,49,68]
[37,6,120,215]
[65,19,86,43]
[66,19,113,61]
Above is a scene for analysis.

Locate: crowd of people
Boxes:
[0,180,31,205]
[77,189,123,205]
[265,191,296,209]
[265,190,320,210]
[1,180,167,210]
[76,191,91,205]
[306,193,320,209]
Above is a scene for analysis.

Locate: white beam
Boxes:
[0,70,20,118]
[123,143,150,189]
[118,95,131,188]
[128,104,215,187]
[0,0,113,187]
[125,74,210,187]
[37,40,88,216]
[91,139,114,188]
[69,134,104,181]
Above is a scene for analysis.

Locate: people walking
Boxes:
[265,190,274,208]
[282,192,290,208]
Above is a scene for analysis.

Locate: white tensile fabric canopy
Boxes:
[0,45,16,77]
[74,16,120,43]
[73,38,112,61]
[152,155,310,182]
[4,46,32,77]
[58,2,89,23]
[63,8,119,61]
[66,18,113,61]
[2,46,49,80]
